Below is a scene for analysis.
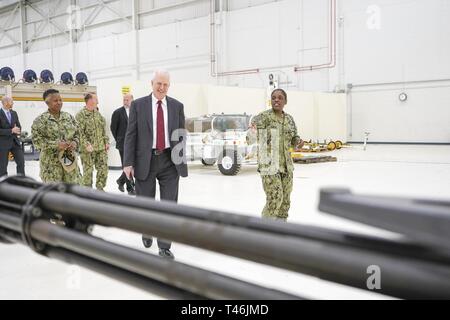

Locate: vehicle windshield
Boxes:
[213,116,249,132]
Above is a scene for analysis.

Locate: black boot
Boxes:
[142,236,153,249]
[116,179,125,193]
[127,179,136,196]
[159,248,175,260]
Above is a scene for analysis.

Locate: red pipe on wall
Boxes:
[294,0,336,72]
[210,0,259,77]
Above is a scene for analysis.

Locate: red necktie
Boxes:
[156,100,166,151]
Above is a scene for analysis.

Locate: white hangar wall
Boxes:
[0,0,448,143]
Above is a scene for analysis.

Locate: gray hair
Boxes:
[152,69,170,82]
[1,96,12,106]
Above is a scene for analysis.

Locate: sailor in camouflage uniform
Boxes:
[251,89,304,221]
[75,93,110,191]
[31,89,81,184]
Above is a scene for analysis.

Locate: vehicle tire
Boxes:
[201,158,216,166]
[218,149,241,176]
[335,140,343,149]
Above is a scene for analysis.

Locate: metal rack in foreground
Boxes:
[0,176,450,299]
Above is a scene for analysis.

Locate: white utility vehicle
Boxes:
[185,114,257,175]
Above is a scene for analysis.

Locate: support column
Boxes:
[19,0,27,69]
[132,0,141,80]
[66,0,79,76]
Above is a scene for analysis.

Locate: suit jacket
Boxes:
[124,94,188,180]
[110,106,128,151]
[0,109,21,150]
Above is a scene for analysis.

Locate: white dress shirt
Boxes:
[124,106,130,119]
[151,94,170,149]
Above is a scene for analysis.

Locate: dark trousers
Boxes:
[118,149,134,191]
[0,144,25,177]
[136,150,179,250]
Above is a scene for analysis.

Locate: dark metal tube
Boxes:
[72,186,392,245]
[0,200,22,211]
[0,211,302,299]
[47,248,207,300]
[33,198,450,299]
[319,189,450,251]
[6,183,450,263]
[0,211,22,232]
[0,225,206,300]
[30,220,302,300]
[0,227,22,244]
[2,184,450,298]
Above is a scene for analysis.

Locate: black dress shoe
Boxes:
[128,189,136,196]
[142,236,153,249]
[117,180,125,193]
[159,249,175,260]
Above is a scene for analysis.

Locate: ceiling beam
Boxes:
[24,0,65,51]
[27,0,67,35]
[0,2,20,47]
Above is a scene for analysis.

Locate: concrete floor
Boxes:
[1,144,449,299]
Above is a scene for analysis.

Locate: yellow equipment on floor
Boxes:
[297,140,345,153]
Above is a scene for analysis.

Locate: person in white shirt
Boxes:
[123,70,188,260]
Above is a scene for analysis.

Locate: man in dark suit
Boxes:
[110,94,136,195]
[0,96,25,177]
[124,70,188,260]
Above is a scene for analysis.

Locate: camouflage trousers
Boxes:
[261,171,293,221]
[39,152,80,184]
[80,151,108,190]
